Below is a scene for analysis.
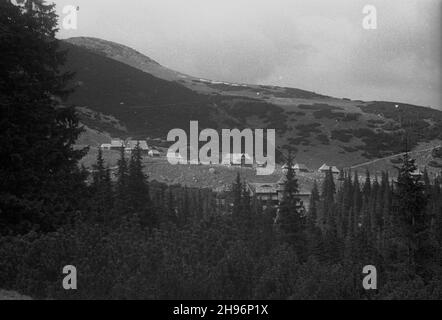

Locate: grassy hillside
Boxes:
[63,37,442,169]
[350,142,442,178]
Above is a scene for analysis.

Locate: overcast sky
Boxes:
[54,0,441,109]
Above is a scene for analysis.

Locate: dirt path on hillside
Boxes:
[348,145,441,170]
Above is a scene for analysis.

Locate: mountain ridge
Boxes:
[61,37,442,170]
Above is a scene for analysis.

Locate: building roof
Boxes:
[167,152,185,160]
[294,163,309,171]
[110,139,124,147]
[411,168,423,176]
[282,163,308,170]
[318,164,340,173]
[222,153,253,164]
[126,140,149,150]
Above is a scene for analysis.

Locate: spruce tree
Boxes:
[115,146,129,215]
[277,152,306,259]
[91,148,106,189]
[240,181,253,232]
[127,142,155,227]
[339,172,353,237]
[319,169,336,231]
[393,152,428,273]
[195,189,204,221]
[322,169,336,204]
[352,171,362,215]
[180,187,190,226]
[307,181,322,258]
[307,181,320,229]
[91,148,113,223]
[0,0,87,233]
[165,187,177,226]
[362,169,371,202]
[232,172,242,220]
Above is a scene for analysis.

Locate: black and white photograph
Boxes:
[1,0,442,304]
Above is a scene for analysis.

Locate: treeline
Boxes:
[303,155,442,297]
[86,146,218,229]
[1,148,442,299]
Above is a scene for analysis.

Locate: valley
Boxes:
[64,37,442,180]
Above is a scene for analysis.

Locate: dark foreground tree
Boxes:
[393,152,429,275]
[90,148,113,223]
[0,0,86,234]
[127,143,156,228]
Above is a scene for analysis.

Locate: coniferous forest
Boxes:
[1,1,442,300]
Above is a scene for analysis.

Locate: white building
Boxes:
[110,139,124,150]
[294,163,309,172]
[167,151,185,164]
[318,164,340,175]
[222,153,253,167]
[125,140,149,151]
[100,143,112,150]
[148,149,161,157]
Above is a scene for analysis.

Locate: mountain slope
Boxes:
[64,37,329,99]
[65,37,190,83]
[62,37,442,169]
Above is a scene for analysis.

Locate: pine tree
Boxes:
[306,181,322,258]
[195,189,204,221]
[323,205,341,263]
[127,142,155,227]
[255,199,276,254]
[0,0,87,233]
[344,206,357,261]
[240,182,253,232]
[90,148,113,223]
[353,171,362,215]
[114,146,129,215]
[180,187,190,226]
[232,173,242,220]
[377,172,388,232]
[371,176,380,231]
[433,181,442,267]
[164,187,177,226]
[91,148,106,189]
[339,172,353,237]
[362,169,371,202]
[277,152,306,259]
[393,152,428,274]
[319,169,336,231]
[359,196,375,262]
[322,169,336,204]
[307,181,320,229]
